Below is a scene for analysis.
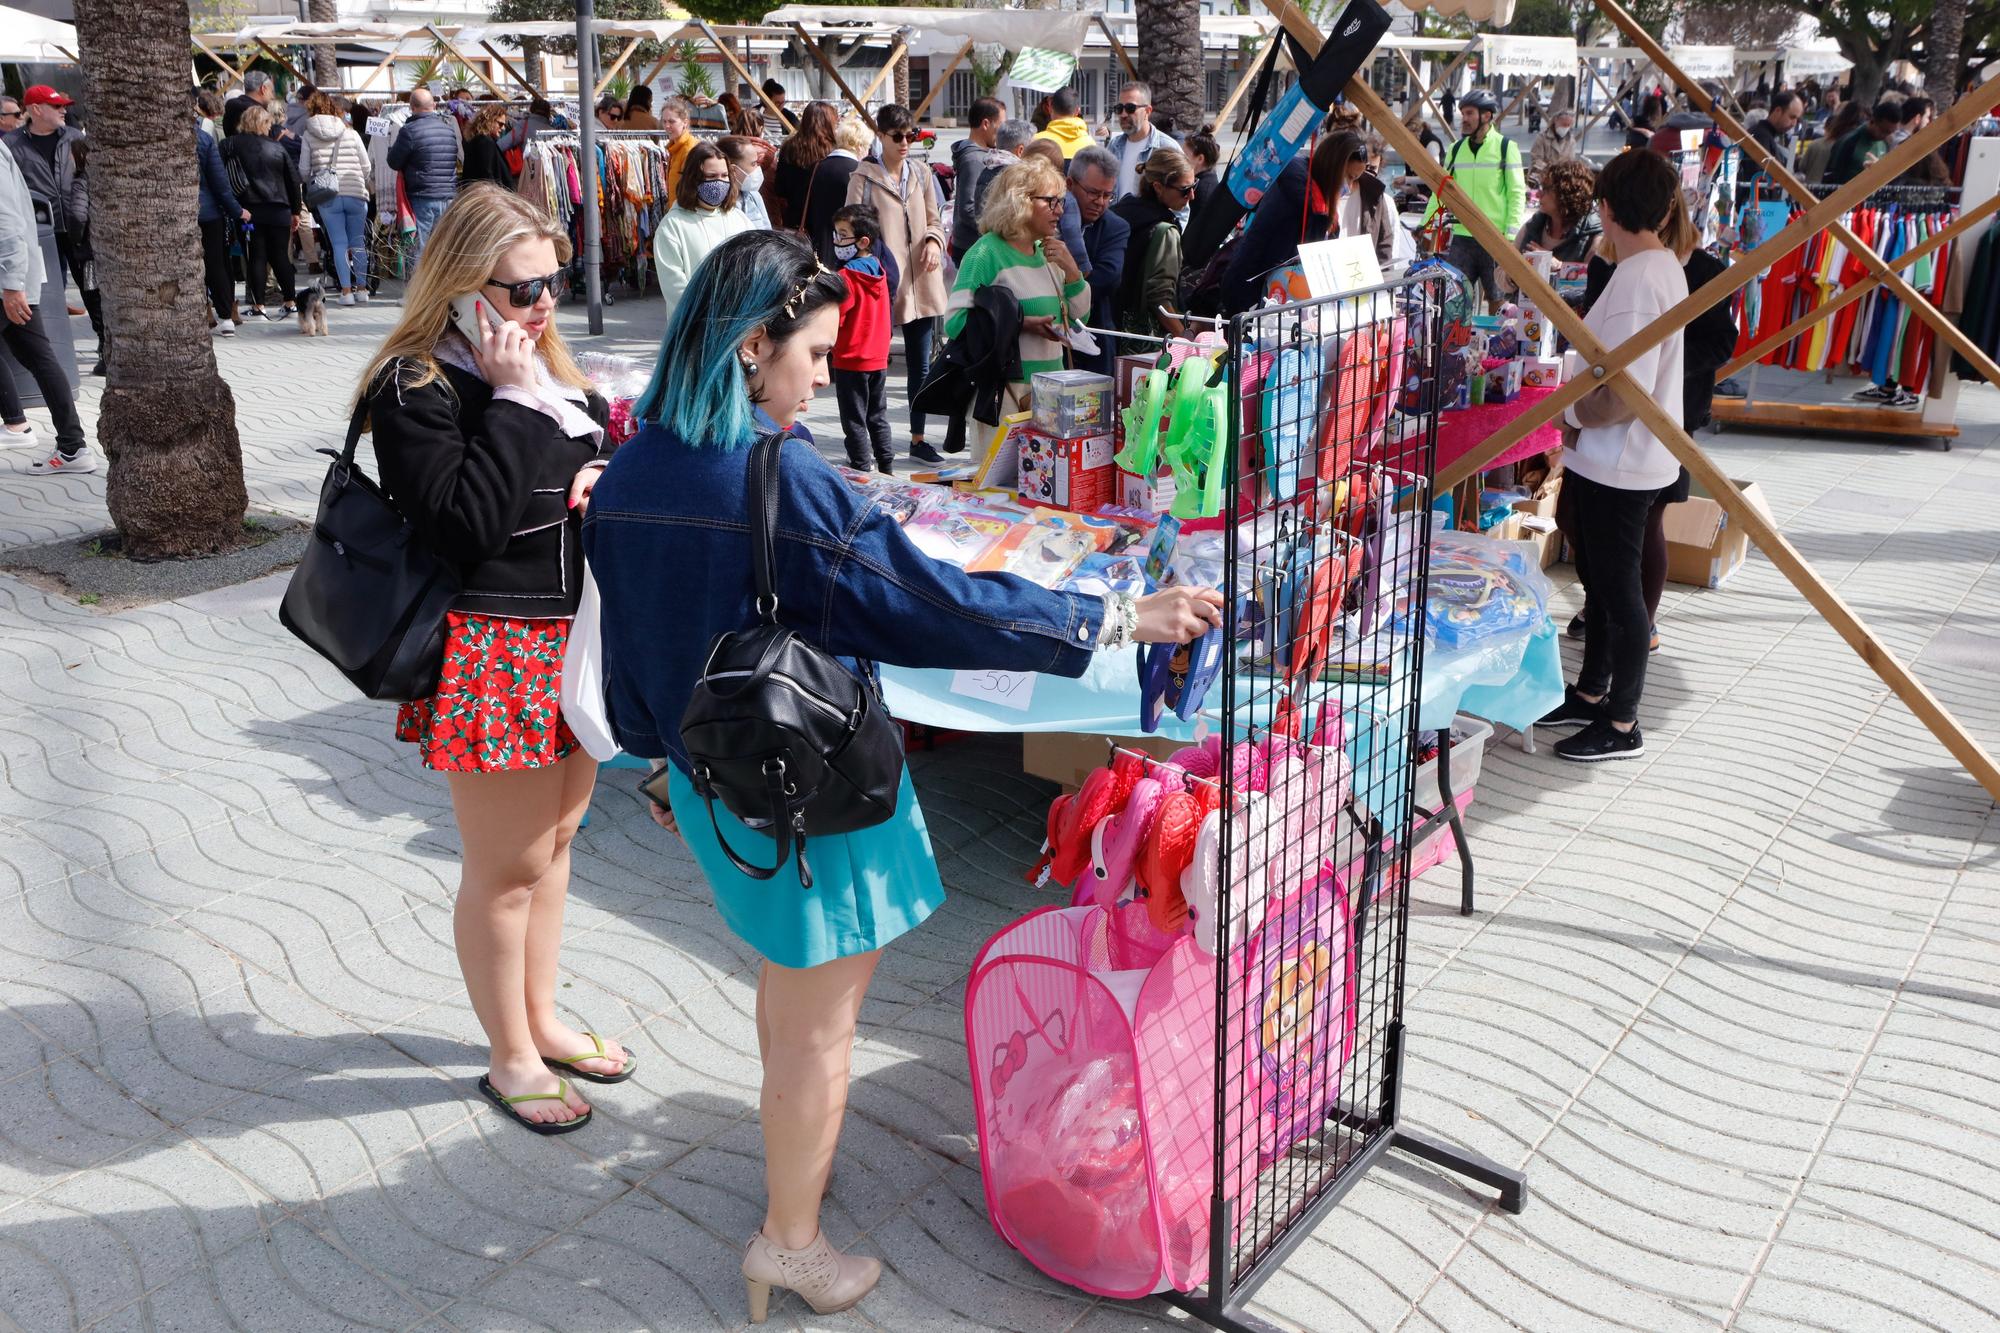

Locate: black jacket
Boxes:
[463,134,516,190]
[222,132,301,211]
[368,359,612,618]
[804,154,861,265]
[1191,168,1220,224]
[913,283,1023,456]
[1222,155,1329,316]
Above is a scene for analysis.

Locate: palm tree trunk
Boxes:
[73,0,248,560]
[1136,0,1205,134]
[308,0,339,88]
[1925,0,1968,110]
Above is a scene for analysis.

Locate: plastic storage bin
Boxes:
[1410,713,1492,876]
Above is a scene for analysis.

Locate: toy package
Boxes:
[1419,529,1551,651]
[1032,370,1115,439]
[1521,356,1564,389]
[905,504,1013,567]
[1519,304,1558,359]
[969,524,1096,588]
[1019,430,1116,513]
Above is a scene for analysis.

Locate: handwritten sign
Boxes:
[950,669,1037,712]
[365,116,389,137]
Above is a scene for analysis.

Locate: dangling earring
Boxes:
[740,354,759,378]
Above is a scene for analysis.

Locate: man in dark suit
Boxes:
[1066,145,1128,374]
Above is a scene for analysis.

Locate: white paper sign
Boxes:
[950,668,1038,712]
[366,116,389,137]
[1297,235,1383,300]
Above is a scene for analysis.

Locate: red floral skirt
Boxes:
[395,612,579,773]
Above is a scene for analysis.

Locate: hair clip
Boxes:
[780,258,834,319]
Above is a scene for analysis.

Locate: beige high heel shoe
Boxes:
[741,1229,882,1323]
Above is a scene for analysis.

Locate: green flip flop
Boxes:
[541,1032,638,1085]
[477,1074,592,1136]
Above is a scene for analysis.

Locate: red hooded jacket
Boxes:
[833,258,893,372]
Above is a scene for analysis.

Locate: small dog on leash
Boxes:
[295,287,328,337]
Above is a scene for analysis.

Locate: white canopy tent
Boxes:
[0,3,77,63]
[762,5,1096,58]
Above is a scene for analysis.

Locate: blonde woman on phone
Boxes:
[353,182,627,1134]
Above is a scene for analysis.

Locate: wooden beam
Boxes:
[593,38,643,100]
[1262,0,2000,803]
[858,36,906,107]
[1424,38,1480,144]
[480,40,539,97]
[1217,35,1277,133]
[1395,47,1452,145]
[353,45,400,95]
[422,24,505,101]
[790,21,876,130]
[912,38,974,123]
[1720,190,2000,379]
[1097,15,1140,83]
[1711,400,1959,440]
[697,20,789,128]
[1596,0,2000,394]
[251,36,312,87]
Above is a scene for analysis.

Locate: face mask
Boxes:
[833,241,859,261]
[696,179,730,208]
[741,167,763,196]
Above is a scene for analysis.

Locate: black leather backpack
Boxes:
[669,432,905,888]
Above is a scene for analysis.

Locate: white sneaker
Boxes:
[29,448,97,475]
[213,319,236,336]
[354,290,369,304]
[1,424,38,449]
[338,292,356,307]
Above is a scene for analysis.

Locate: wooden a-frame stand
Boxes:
[1261,0,2000,803]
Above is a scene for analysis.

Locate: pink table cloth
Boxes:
[1433,385,1564,476]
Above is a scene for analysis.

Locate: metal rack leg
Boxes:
[1433,727,1476,914]
[1391,1127,1529,1213]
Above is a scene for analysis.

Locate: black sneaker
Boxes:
[1713,376,1746,398]
[1554,718,1644,762]
[1890,388,1920,409]
[1566,613,1585,639]
[910,440,944,464]
[1852,384,1899,404]
[1537,686,1604,729]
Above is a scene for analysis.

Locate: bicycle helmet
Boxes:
[1460,89,1499,115]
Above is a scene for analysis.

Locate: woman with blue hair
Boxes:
[583,229,1221,1321]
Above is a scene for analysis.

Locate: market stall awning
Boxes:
[1414,0,1517,25]
[1669,44,1736,80]
[1779,42,1854,77]
[454,18,700,46]
[1482,34,1577,79]
[762,5,1096,57]
[0,3,75,62]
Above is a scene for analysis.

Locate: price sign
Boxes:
[365,116,389,137]
[950,668,1037,712]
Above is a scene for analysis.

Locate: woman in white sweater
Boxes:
[300,91,374,304]
[652,141,753,323]
[1538,148,1690,764]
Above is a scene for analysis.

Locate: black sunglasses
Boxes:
[884,130,917,143]
[1166,180,1197,198]
[1116,102,1146,115]
[484,270,567,308]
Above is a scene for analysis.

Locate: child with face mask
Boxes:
[829,204,900,474]
[652,141,754,324]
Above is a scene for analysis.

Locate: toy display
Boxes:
[1032,370,1114,439]
[1019,430,1115,513]
[1420,530,1552,650]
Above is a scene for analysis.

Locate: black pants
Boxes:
[1561,471,1661,725]
[244,205,297,309]
[0,302,87,457]
[55,231,103,339]
[200,218,237,321]
[1446,233,1502,307]
[901,317,936,444]
[833,367,892,470]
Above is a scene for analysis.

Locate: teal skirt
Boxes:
[665,765,946,970]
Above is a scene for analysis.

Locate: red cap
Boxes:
[23,86,73,108]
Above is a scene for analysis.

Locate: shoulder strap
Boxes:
[748,431,785,621]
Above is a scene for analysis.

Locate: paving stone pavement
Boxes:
[3,290,1999,1333]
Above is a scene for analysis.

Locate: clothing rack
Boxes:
[521,129,679,294]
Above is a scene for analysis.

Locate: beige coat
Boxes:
[845,157,949,324]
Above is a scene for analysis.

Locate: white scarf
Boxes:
[435,330,603,446]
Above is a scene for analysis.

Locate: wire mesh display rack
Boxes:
[1158,269,1528,1333]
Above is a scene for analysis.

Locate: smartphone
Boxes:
[448,292,494,345]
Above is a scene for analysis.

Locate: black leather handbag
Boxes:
[279,402,460,702]
[667,431,904,889]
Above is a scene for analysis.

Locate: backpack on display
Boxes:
[666,432,905,888]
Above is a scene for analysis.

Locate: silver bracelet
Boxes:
[1096,592,1140,651]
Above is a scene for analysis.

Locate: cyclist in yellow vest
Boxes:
[1421,89,1527,311]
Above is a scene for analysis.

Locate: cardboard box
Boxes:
[1521,356,1564,389]
[1663,478,1774,588]
[1018,429,1114,513]
[1519,305,1559,358]
[1483,359,1523,405]
[1117,466,1175,515]
[1023,731,1183,790]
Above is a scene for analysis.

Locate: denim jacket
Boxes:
[583,423,1106,772]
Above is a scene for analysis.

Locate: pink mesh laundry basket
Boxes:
[965,905,1254,1298]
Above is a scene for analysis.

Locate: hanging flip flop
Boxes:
[542,1032,638,1085]
[478,1074,592,1136]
